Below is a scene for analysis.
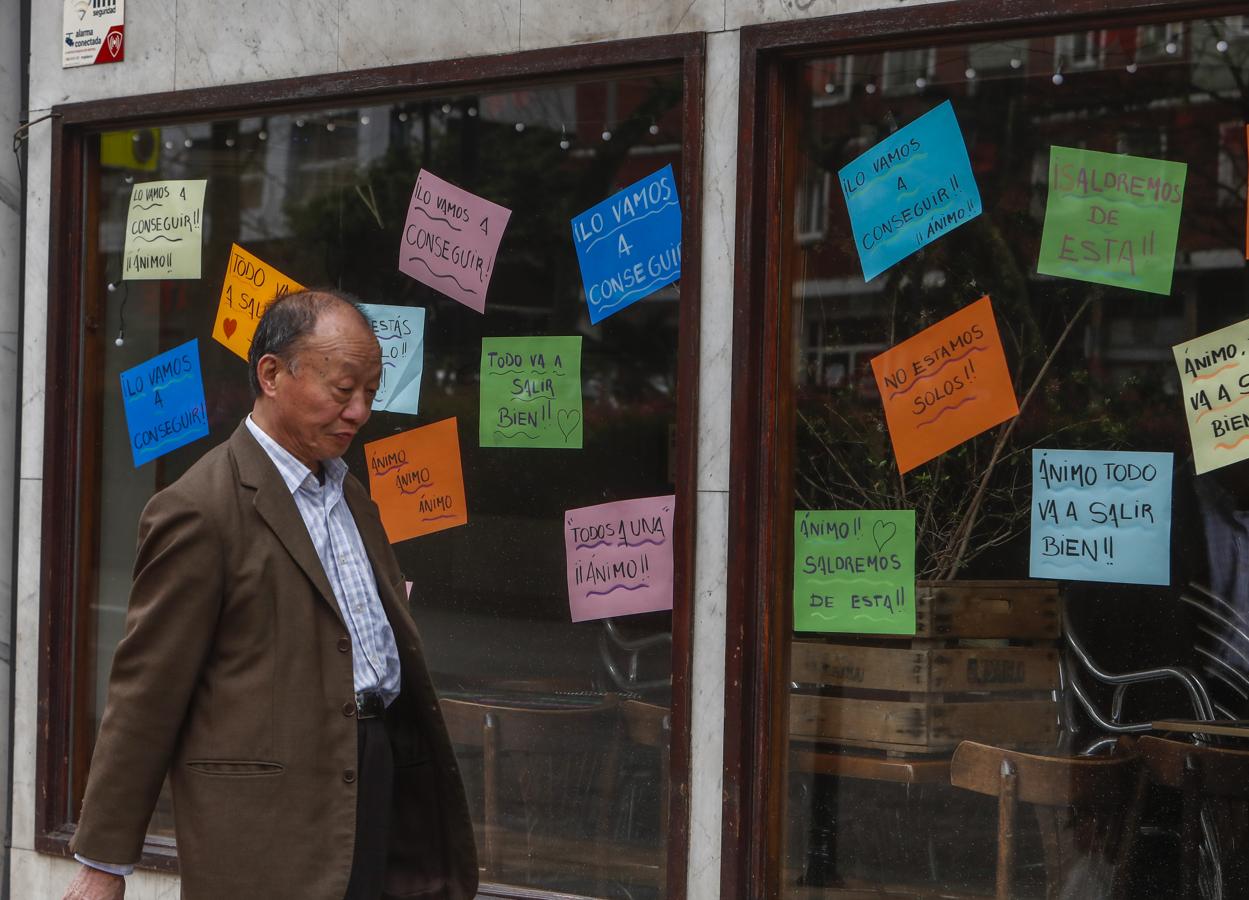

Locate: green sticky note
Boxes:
[793,510,916,635]
[480,336,583,449]
[1037,146,1186,295]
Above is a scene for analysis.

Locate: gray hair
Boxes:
[247,289,373,395]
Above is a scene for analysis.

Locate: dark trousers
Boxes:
[343,716,395,900]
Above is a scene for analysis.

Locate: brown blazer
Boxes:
[71,421,478,900]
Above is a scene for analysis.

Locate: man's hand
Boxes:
[62,865,125,900]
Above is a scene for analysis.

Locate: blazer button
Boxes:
[343,769,356,783]
[337,637,350,653]
[342,701,356,717]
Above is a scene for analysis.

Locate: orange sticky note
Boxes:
[212,244,305,361]
[364,418,468,543]
[870,295,1018,474]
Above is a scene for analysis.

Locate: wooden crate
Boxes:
[790,580,1062,754]
[789,693,1059,754]
[791,642,1060,694]
[912,580,1060,640]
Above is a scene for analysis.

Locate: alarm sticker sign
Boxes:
[63,0,125,68]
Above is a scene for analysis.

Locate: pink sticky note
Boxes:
[398,169,511,313]
[564,495,675,623]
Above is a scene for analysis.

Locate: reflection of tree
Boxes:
[284,79,684,413]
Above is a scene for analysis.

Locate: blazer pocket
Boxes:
[185,759,285,777]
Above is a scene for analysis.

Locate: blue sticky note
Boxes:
[838,100,982,282]
[119,339,210,468]
[1029,449,1173,586]
[570,164,682,324]
[359,303,425,415]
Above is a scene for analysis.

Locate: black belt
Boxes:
[355,691,386,720]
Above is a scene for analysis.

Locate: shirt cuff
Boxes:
[74,853,133,877]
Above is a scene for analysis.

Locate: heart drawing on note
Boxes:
[222,318,238,339]
[872,519,897,553]
[558,409,581,441]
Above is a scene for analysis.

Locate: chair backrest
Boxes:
[439,696,624,891]
[950,740,1145,900]
[951,740,1142,809]
[1122,734,1249,900]
[1130,734,1249,797]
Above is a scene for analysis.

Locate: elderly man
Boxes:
[62,291,477,900]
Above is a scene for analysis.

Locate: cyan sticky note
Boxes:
[119,338,210,467]
[570,164,682,324]
[838,100,982,282]
[359,303,425,415]
[1029,449,1173,586]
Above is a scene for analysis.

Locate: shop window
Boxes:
[730,6,1249,898]
[1054,31,1102,70]
[966,41,1023,77]
[794,170,831,245]
[41,43,700,900]
[1137,21,1186,61]
[808,59,854,106]
[880,48,936,94]
[1216,120,1245,209]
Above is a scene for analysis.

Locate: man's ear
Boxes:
[255,353,284,398]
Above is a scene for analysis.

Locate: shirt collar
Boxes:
[245,415,347,495]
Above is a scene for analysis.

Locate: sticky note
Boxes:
[564,495,675,622]
[480,336,582,448]
[119,338,210,467]
[359,303,425,415]
[571,164,682,324]
[793,510,916,635]
[1030,449,1173,585]
[1173,320,1249,474]
[212,244,306,362]
[364,418,467,543]
[122,179,207,280]
[1037,146,1186,295]
[838,101,981,282]
[398,169,511,313]
[870,296,1018,474]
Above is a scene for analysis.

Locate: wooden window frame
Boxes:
[723,2,1248,897]
[37,33,705,898]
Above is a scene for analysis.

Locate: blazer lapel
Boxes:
[230,421,344,625]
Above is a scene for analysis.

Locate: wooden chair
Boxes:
[949,741,1146,900]
[1121,734,1249,900]
[440,696,636,895]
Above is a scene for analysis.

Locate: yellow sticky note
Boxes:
[1173,319,1249,474]
[212,244,305,362]
[122,180,207,280]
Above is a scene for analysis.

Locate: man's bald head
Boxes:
[248,289,375,396]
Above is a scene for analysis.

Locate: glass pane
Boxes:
[784,17,1249,898]
[80,70,683,896]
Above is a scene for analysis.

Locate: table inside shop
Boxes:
[1151,719,1249,739]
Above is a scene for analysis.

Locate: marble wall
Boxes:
[15,1,940,897]
[0,0,18,890]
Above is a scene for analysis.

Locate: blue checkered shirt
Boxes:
[245,415,402,705]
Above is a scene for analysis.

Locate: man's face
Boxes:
[263,306,381,468]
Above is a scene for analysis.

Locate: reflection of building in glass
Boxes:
[793,20,1249,397]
